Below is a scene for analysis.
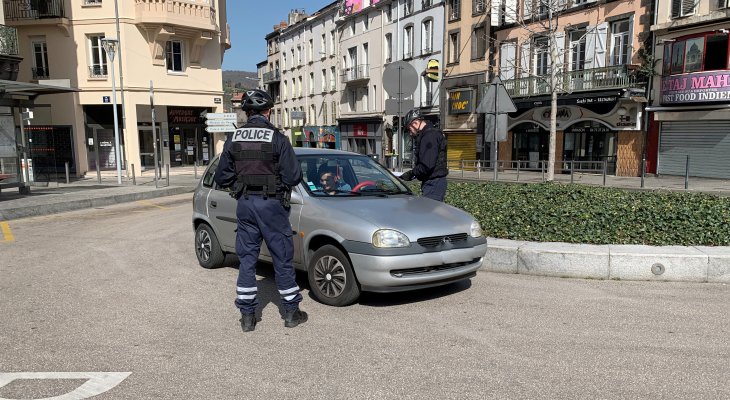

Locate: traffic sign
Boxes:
[204,112,237,119]
[205,125,236,133]
[205,119,237,126]
[383,61,419,99]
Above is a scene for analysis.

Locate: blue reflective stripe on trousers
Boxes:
[234,195,302,314]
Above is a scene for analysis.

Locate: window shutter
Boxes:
[554,31,565,75]
[594,22,608,68]
[627,15,634,64]
[500,42,516,79]
[682,0,696,15]
[520,41,531,77]
[671,0,681,18]
[505,0,517,23]
[523,0,532,20]
[491,0,501,26]
[584,25,596,69]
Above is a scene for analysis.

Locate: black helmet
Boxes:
[242,89,274,111]
[403,108,423,126]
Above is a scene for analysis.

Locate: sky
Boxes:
[222,0,336,72]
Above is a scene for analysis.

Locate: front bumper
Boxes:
[348,242,488,292]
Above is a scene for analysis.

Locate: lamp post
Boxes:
[101,37,122,184]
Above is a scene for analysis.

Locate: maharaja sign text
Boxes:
[661,71,730,104]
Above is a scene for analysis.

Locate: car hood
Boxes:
[314,195,476,238]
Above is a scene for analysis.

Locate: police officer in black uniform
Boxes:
[214,89,307,332]
[399,108,449,201]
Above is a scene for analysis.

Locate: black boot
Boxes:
[283,308,308,328]
[240,313,257,332]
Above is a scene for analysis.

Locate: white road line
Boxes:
[0,372,131,400]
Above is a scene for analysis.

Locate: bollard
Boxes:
[516,161,520,182]
[166,164,170,187]
[131,164,137,186]
[96,167,101,184]
[602,160,607,186]
[685,155,690,190]
[641,157,645,188]
[495,160,499,181]
[570,160,574,184]
[460,160,464,178]
[65,162,70,184]
[477,160,481,180]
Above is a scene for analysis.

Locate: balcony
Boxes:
[503,65,640,98]
[135,0,217,32]
[263,69,281,83]
[88,65,108,79]
[0,24,21,80]
[32,66,49,79]
[3,0,66,21]
[341,64,369,83]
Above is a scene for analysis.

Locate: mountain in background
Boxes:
[222,70,259,112]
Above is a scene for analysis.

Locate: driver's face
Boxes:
[320,173,336,190]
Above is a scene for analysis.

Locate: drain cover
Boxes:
[651,263,665,275]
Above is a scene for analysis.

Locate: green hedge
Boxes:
[429,181,730,246]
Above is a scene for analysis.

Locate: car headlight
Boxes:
[372,229,410,248]
[470,220,483,238]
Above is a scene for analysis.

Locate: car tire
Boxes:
[195,223,225,269]
[308,245,360,307]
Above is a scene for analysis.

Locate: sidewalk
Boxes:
[0,166,201,220]
[2,165,728,284]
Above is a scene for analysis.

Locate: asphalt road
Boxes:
[1,194,728,399]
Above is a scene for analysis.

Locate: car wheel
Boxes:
[195,223,225,269]
[308,245,360,306]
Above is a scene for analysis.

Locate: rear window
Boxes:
[202,159,219,188]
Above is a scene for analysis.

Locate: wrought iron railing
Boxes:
[263,69,280,83]
[341,64,369,83]
[0,24,19,55]
[32,66,49,79]
[4,0,66,20]
[503,65,639,97]
[88,65,108,78]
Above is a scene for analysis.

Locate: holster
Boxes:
[230,181,245,200]
[280,189,291,210]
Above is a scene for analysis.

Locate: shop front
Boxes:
[338,118,383,161]
[84,104,124,172]
[443,86,482,162]
[167,107,211,167]
[647,31,730,178]
[508,91,643,176]
[298,126,341,149]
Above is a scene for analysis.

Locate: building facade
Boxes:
[648,0,730,179]
[5,0,230,177]
[492,0,651,176]
[441,0,490,162]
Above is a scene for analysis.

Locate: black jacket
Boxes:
[214,114,302,190]
[412,122,448,181]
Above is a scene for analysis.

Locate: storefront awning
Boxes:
[645,104,730,112]
[0,79,79,102]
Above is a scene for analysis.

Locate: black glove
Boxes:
[400,170,415,181]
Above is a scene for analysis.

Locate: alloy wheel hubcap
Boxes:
[313,255,346,298]
[197,230,211,262]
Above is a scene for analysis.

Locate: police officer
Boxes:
[399,108,448,201]
[214,89,307,332]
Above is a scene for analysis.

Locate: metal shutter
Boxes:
[446,133,477,161]
[658,121,730,178]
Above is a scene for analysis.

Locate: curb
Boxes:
[482,237,730,284]
[0,186,193,220]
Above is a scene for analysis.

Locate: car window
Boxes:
[202,159,219,188]
[299,154,411,197]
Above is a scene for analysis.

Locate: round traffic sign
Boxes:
[382,61,419,98]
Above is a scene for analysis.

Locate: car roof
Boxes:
[293,148,364,157]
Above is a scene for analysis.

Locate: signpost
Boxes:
[383,61,419,170]
[477,77,517,180]
[203,112,237,134]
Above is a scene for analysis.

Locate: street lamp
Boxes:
[101,37,122,185]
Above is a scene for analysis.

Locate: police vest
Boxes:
[230,121,282,198]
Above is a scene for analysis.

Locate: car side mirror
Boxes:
[290,188,303,205]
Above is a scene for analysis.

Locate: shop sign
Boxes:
[448,89,474,115]
[353,123,368,137]
[661,71,730,104]
[509,102,641,131]
[168,108,205,124]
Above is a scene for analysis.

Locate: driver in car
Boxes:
[319,167,351,195]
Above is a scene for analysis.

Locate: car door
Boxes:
[207,184,238,252]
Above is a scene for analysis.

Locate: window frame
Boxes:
[449,0,461,21]
[88,34,108,77]
[166,40,184,73]
[661,31,730,75]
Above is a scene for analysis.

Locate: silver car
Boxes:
[192,148,487,306]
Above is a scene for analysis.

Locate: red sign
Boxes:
[353,123,368,137]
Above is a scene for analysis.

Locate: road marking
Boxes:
[0,222,14,242]
[0,372,131,400]
[137,200,169,210]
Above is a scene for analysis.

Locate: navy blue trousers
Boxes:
[421,176,447,202]
[234,195,302,314]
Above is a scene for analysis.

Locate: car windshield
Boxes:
[299,154,412,197]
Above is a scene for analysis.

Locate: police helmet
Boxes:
[403,108,423,126]
[241,89,274,112]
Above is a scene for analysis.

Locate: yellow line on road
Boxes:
[137,200,169,210]
[1,221,15,242]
